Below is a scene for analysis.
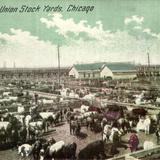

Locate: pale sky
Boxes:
[0,0,160,67]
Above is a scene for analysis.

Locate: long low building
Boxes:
[137,65,160,79]
[0,67,70,81]
[69,62,137,80]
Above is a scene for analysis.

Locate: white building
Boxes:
[69,62,137,80]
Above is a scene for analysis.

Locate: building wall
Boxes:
[69,67,79,78]
[100,66,113,78]
[113,72,137,79]
[0,68,69,82]
[137,65,160,79]
[69,66,136,80]
[78,71,100,79]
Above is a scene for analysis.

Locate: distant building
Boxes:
[69,62,137,80]
[137,65,160,79]
[0,67,70,81]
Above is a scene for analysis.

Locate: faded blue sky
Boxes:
[0,0,160,67]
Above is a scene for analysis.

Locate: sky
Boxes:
[0,0,160,67]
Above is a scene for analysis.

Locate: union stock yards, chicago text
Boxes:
[0,5,94,13]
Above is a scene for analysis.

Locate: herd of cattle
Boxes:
[0,85,160,159]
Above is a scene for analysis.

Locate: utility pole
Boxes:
[147,52,150,68]
[57,45,61,88]
[147,51,151,81]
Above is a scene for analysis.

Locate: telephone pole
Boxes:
[57,45,61,88]
[147,52,150,68]
[147,51,151,81]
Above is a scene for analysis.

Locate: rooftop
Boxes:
[74,62,137,72]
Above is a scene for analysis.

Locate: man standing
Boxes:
[144,115,151,134]
[156,127,160,144]
[129,131,139,152]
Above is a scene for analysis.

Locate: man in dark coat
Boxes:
[110,131,120,155]
[156,127,160,144]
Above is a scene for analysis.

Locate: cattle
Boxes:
[63,142,77,159]
[0,121,12,143]
[82,111,97,118]
[40,141,77,160]
[3,92,11,97]
[49,140,65,154]
[8,96,18,101]
[135,98,146,105]
[60,88,70,97]
[29,106,38,116]
[132,108,148,118]
[83,93,95,101]
[18,144,32,157]
[78,140,106,159]
[109,127,122,142]
[14,114,25,125]
[0,98,11,103]
[80,105,89,113]
[117,118,131,133]
[39,112,60,127]
[41,99,54,105]
[134,91,147,105]
[69,90,79,98]
[0,121,10,130]
[28,121,45,139]
[25,115,32,127]
[39,112,53,119]
[17,106,25,113]
[40,140,65,160]
[29,121,44,130]
[156,97,160,106]
[103,124,111,142]
[136,118,145,132]
[136,116,151,134]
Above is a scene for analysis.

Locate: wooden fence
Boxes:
[108,145,160,160]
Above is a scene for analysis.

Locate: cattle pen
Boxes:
[108,145,160,160]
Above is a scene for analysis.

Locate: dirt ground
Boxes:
[0,121,158,160]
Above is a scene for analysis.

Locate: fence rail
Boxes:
[108,145,160,160]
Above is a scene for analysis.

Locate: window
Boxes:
[88,73,90,77]
[93,73,95,77]
[84,73,86,78]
